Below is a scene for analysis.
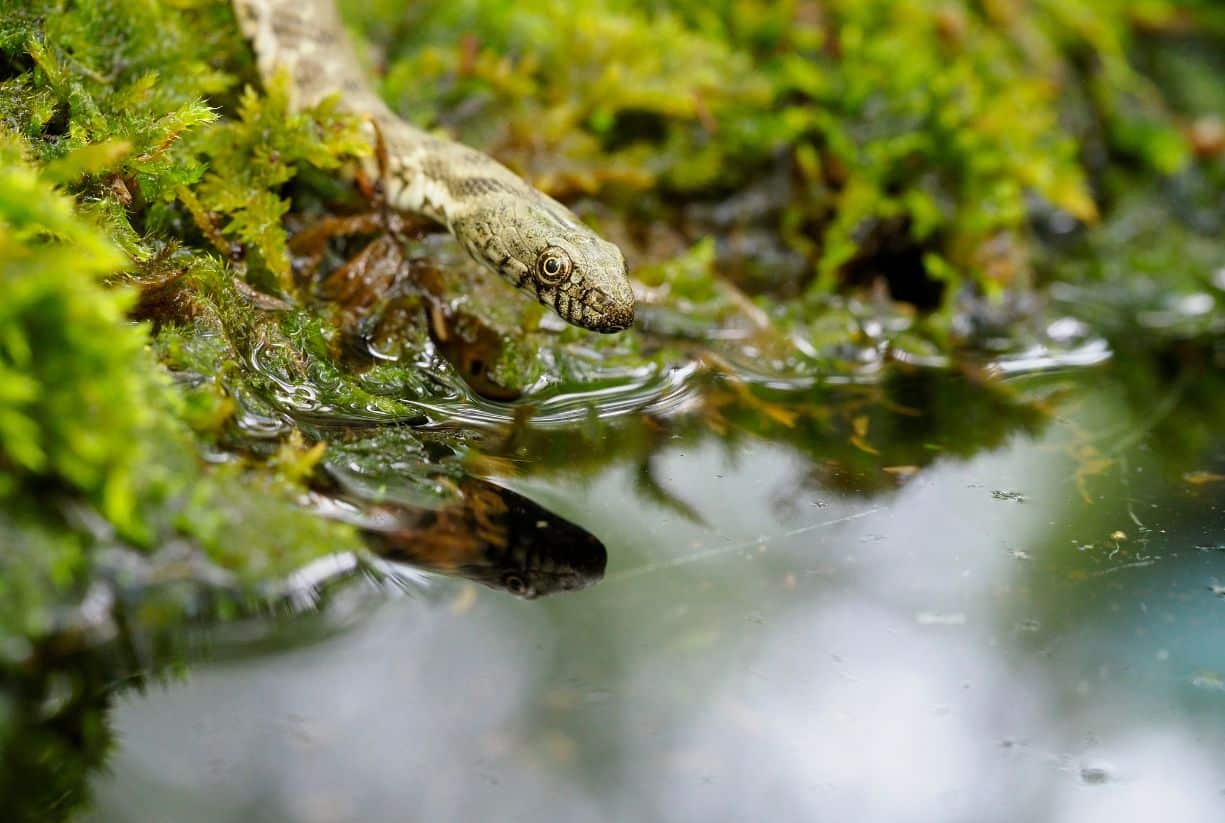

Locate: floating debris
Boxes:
[1079,763,1113,786]
[883,465,920,480]
[1190,672,1225,693]
[1184,471,1225,485]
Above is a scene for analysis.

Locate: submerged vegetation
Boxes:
[0,0,1222,817]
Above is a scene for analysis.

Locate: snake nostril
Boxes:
[591,302,632,333]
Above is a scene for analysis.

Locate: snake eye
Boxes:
[537,246,572,285]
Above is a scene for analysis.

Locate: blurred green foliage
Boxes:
[348,0,1220,298]
[0,136,366,620]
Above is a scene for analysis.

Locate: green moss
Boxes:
[184,75,369,289]
[0,137,151,539]
[0,136,364,641]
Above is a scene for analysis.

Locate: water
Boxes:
[81,358,1225,822]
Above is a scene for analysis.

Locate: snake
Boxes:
[232,0,635,333]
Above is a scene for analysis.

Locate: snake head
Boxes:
[529,233,635,333]
[453,197,635,334]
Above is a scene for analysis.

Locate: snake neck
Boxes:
[374,115,535,232]
[232,0,635,333]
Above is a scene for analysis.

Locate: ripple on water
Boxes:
[238,291,1120,440]
[410,361,704,430]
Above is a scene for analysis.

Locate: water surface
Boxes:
[86,360,1225,822]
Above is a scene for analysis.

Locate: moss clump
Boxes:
[182,74,369,290]
[0,136,365,615]
[0,140,143,531]
[0,0,372,615]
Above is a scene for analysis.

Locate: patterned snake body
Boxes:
[233,0,635,332]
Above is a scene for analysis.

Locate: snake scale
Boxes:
[232,0,635,333]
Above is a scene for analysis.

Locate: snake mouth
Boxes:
[574,288,634,333]
[549,284,635,332]
[589,301,634,333]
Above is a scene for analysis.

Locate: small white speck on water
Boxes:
[1173,292,1215,316]
[1047,316,1089,341]
[916,611,966,626]
[1190,672,1225,692]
